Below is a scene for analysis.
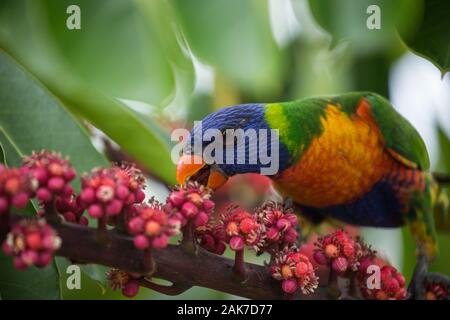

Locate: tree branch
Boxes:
[51,221,328,299]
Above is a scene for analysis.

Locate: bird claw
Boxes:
[407,255,450,300]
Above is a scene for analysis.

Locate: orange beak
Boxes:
[176,154,228,190]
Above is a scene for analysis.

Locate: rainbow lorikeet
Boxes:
[176,92,441,282]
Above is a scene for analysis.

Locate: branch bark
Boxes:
[52,221,328,299]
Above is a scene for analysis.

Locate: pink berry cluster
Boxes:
[22,151,76,203]
[106,268,140,298]
[220,206,264,252]
[358,263,406,300]
[271,246,319,295]
[195,222,226,255]
[0,164,36,214]
[256,201,298,249]
[313,230,367,274]
[2,218,61,269]
[55,197,89,226]
[80,164,146,219]
[166,181,214,228]
[128,201,181,250]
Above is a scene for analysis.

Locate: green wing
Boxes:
[365,93,430,170]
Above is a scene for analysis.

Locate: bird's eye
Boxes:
[239,117,250,126]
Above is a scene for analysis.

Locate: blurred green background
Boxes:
[0,0,449,299]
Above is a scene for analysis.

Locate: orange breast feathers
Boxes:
[273,104,395,208]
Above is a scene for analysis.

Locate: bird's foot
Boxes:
[408,255,450,300]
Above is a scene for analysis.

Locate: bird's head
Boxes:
[176,103,290,190]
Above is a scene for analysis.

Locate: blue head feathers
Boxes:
[186,103,290,176]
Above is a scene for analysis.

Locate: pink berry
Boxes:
[128,217,145,234]
[80,187,95,204]
[88,204,103,218]
[12,192,29,209]
[283,228,298,243]
[122,281,140,298]
[33,168,48,184]
[282,279,298,294]
[26,232,43,250]
[152,234,168,249]
[181,202,198,218]
[36,188,52,202]
[115,185,129,200]
[229,236,245,251]
[135,189,145,203]
[332,256,348,273]
[47,177,65,192]
[21,250,39,266]
[37,252,53,267]
[202,199,215,211]
[134,235,149,249]
[169,190,185,207]
[313,251,328,265]
[64,168,76,181]
[193,211,209,227]
[106,199,123,216]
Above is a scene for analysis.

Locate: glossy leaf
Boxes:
[400,0,450,75]
[0,49,111,299]
[306,0,422,54]
[172,0,285,99]
[0,252,61,299]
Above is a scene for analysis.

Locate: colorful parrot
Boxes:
[176,92,442,288]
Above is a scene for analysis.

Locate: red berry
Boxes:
[115,185,129,200]
[106,199,123,216]
[169,190,185,207]
[152,234,168,249]
[80,188,95,204]
[331,256,348,273]
[135,189,146,203]
[313,251,328,265]
[128,217,145,234]
[282,279,298,294]
[12,192,29,209]
[134,235,149,249]
[88,204,103,218]
[36,188,52,202]
[194,211,209,227]
[26,232,43,250]
[122,280,140,298]
[47,177,65,192]
[181,202,198,218]
[229,236,245,251]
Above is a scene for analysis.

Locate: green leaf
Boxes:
[306,0,422,54]
[0,0,195,107]
[0,251,61,299]
[0,49,108,188]
[51,85,176,185]
[399,0,450,76]
[172,0,285,99]
[0,48,111,298]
